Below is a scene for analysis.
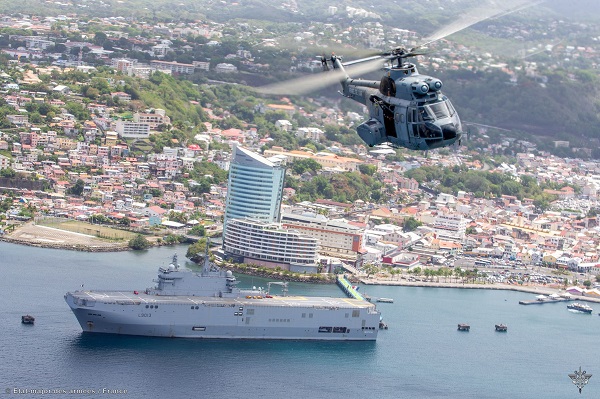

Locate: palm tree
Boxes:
[454,267,463,283]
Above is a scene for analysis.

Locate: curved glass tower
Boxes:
[224,146,286,232]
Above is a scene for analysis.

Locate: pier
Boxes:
[336,275,366,301]
[519,298,569,305]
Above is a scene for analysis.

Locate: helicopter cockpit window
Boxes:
[417,107,433,122]
[427,101,453,119]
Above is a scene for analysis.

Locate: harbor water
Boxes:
[1,242,598,398]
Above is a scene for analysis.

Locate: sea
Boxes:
[1,241,598,399]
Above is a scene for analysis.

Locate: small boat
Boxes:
[376,298,394,303]
[21,315,35,324]
[495,324,507,332]
[457,324,470,331]
[567,302,593,313]
[378,321,388,330]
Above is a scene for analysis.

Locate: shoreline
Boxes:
[1,237,598,305]
[0,236,131,252]
[359,277,600,304]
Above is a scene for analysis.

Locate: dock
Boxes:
[336,275,366,301]
[519,298,569,305]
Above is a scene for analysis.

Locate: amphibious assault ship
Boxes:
[65,254,381,340]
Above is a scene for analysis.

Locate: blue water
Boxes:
[1,242,598,398]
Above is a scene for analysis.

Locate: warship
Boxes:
[65,253,381,340]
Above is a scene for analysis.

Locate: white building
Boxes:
[224,218,319,272]
[214,63,238,73]
[115,121,151,138]
[430,212,467,241]
[134,109,171,129]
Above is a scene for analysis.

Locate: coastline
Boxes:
[0,223,600,303]
[1,222,132,252]
[0,235,130,252]
[359,277,600,304]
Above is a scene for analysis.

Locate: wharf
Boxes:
[519,298,570,305]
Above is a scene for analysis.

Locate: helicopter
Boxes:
[323,48,462,151]
[257,0,539,152]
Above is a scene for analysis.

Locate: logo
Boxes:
[568,366,592,394]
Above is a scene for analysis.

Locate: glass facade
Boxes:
[224,146,286,230]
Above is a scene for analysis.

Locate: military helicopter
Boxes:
[257,0,537,151]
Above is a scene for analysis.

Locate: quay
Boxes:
[336,275,366,301]
[519,296,570,305]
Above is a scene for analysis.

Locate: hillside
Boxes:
[435,69,600,145]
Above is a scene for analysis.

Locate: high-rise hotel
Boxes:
[223,146,319,271]
[223,146,286,228]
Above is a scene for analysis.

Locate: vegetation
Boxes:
[129,234,151,250]
[186,238,208,263]
[286,171,383,203]
[403,217,423,232]
[188,225,205,237]
[405,165,563,204]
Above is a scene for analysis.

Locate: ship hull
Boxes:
[65,292,379,341]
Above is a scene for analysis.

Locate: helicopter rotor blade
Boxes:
[419,0,544,48]
[254,57,385,96]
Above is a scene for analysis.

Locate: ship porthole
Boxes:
[195,306,199,309]
[145,305,149,308]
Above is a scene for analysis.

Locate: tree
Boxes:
[129,234,150,250]
[188,225,205,237]
[403,217,422,232]
[0,167,16,178]
[358,164,377,176]
[186,238,208,263]
[290,158,322,175]
[67,179,85,196]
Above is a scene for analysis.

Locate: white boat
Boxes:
[567,302,593,314]
[376,298,394,303]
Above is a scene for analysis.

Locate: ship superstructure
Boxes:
[65,254,380,340]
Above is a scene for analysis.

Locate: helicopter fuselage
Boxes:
[337,61,462,151]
